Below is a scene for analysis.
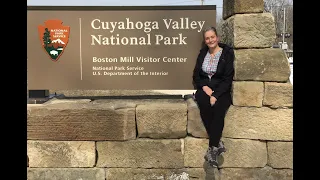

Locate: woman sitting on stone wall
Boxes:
[192,26,235,168]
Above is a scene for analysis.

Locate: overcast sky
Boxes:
[27,0,223,18]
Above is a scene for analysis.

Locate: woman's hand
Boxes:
[202,86,213,96]
[210,96,217,106]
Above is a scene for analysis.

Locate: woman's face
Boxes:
[204,30,219,49]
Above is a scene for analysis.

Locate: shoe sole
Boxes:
[204,158,218,168]
[218,148,227,156]
[208,163,218,168]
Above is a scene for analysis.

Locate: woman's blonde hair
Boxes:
[202,26,218,39]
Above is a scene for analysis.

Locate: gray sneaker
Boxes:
[204,146,219,167]
[218,140,226,155]
[204,141,226,160]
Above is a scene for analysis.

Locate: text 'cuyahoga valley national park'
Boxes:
[90,17,205,46]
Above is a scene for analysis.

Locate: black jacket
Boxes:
[192,43,235,99]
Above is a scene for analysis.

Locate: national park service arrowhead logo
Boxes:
[38,19,70,62]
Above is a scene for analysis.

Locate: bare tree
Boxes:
[264,0,293,49]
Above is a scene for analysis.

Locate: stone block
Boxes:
[96,139,184,168]
[232,81,264,107]
[27,168,105,180]
[221,13,276,48]
[223,0,264,19]
[263,82,293,107]
[184,137,208,167]
[106,168,205,180]
[184,137,267,168]
[186,98,208,138]
[234,48,290,82]
[27,141,95,167]
[223,106,293,141]
[220,138,267,168]
[27,101,136,140]
[220,166,293,180]
[136,101,187,138]
[267,141,293,169]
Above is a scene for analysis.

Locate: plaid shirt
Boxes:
[202,49,223,79]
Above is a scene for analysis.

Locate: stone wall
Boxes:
[27,95,292,179]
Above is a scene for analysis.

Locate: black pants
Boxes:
[195,89,232,147]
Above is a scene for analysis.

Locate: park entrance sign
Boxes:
[27,6,216,90]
